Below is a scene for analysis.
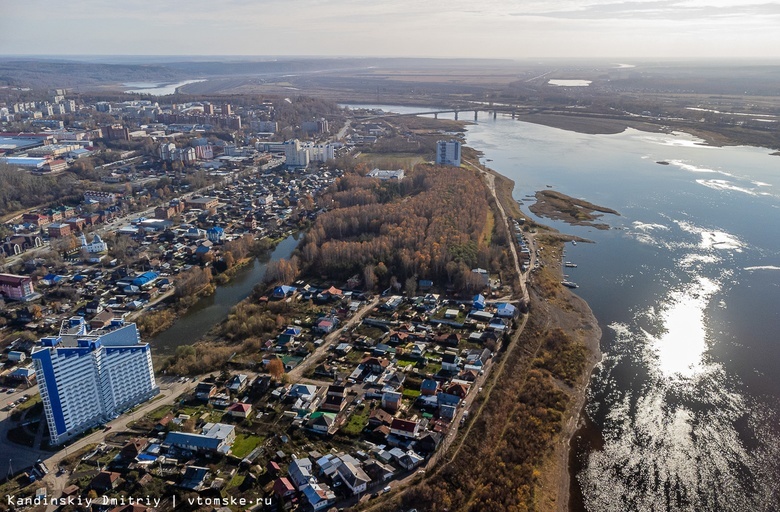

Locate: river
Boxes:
[150,234,300,354]
[349,104,780,511]
[124,79,206,96]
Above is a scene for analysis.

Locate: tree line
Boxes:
[300,164,509,292]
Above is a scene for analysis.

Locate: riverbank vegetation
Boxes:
[529,190,619,229]
[136,235,275,338]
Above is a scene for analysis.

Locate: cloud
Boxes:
[511,0,780,20]
[1,0,780,58]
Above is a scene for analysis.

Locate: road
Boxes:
[465,160,531,303]
[0,376,195,511]
[357,160,534,511]
[287,297,380,381]
[335,120,352,141]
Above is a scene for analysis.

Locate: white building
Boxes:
[435,139,461,167]
[284,139,310,168]
[284,139,335,167]
[31,317,158,445]
[336,461,371,495]
[309,143,335,163]
[78,233,108,254]
[368,169,405,181]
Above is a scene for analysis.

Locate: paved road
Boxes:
[17,377,195,512]
[465,161,529,303]
[336,120,352,141]
[287,297,380,381]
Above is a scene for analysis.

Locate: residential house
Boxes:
[396,450,424,471]
[441,352,461,372]
[363,459,395,482]
[445,382,469,399]
[495,302,517,318]
[381,391,402,413]
[314,316,338,334]
[465,348,492,370]
[227,374,248,392]
[420,378,439,396]
[434,332,461,347]
[164,422,235,454]
[273,477,296,499]
[335,343,352,355]
[301,482,336,511]
[288,384,317,401]
[271,285,297,299]
[336,461,371,495]
[307,412,337,434]
[381,371,405,391]
[179,466,210,491]
[90,471,121,492]
[317,285,343,302]
[321,384,347,413]
[119,438,149,462]
[313,363,336,379]
[288,457,315,490]
[195,382,217,401]
[361,356,390,375]
[368,409,394,429]
[410,342,427,358]
[389,418,420,439]
[227,402,252,418]
[457,369,479,382]
[266,461,281,477]
[417,432,443,454]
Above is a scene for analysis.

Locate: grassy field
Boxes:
[357,152,426,170]
[227,473,246,490]
[341,407,372,437]
[231,434,264,459]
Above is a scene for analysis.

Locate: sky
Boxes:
[2,0,780,59]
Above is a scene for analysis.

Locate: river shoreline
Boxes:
[485,168,604,510]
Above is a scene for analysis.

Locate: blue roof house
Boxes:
[495,303,517,318]
[207,226,225,243]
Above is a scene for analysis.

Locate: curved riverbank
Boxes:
[476,166,606,510]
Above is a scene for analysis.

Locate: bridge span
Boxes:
[354,105,533,121]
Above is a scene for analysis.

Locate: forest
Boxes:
[301,164,511,292]
[0,164,86,217]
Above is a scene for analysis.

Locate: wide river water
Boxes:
[351,105,780,511]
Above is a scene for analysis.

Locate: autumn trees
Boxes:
[300,164,508,293]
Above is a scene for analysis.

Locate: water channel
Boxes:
[150,233,300,355]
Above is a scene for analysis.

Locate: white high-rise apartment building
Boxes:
[32,317,158,445]
[284,139,310,168]
[435,140,462,167]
